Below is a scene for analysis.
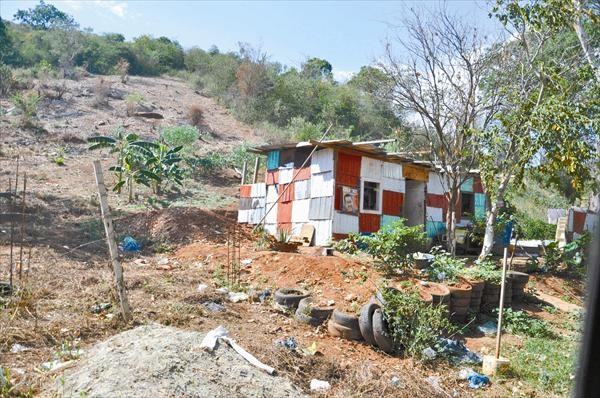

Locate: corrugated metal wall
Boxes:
[240,185,252,198]
[279,167,294,184]
[311,148,334,174]
[426,206,443,222]
[382,177,404,193]
[309,197,333,220]
[277,201,293,225]
[381,215,400,228]
[250,183,266,198]
[333,211,359,234]
[460,178,474,193]
[474,193,486,219]
[360,157,382,180]
[426,194,446,208]
[294,179,311,200]
[382,191,403,216]
[266,170,278,185]
[311,171,334,198]
[280,183,295,203]
[294,167,311,181]
[382,162,402,179]
[267,150,280,170]
[309,219,332,246]
[426,221,446,238]
[266,185,279,202]
[427,172,446,195]
[359,213,380,233]
[336,152,361,187]
[291,199,310,223]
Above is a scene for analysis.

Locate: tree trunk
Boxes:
[445,182,459,256]
[479,173,512,259]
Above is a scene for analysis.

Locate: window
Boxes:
[360,179,381,214]
[461,192,475,218]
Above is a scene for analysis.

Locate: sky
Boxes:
[0,0,500,81]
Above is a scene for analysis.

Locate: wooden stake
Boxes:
[93,160,132,322]
[18,174,27,280]
[252,157,260,184]
[8,178,14,289]
[241,161,247,185]
[495,247,509,359]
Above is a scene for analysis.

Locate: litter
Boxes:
[203,301,225,313]
[390,375,401,386]
[197,283,209,293]
[90,303,111,314]
[228,292,249,303]
[200,325,275,375]
[422,347,437,360]
[216,287,229,295]
[241,259,253,266]
[120,236,140,252]
[40,359,74,372]
[11,343,29,353]
[459,369,490,389]
[274,337,298,351]
[310,379,331,392]
[477,320,497,336]
[425,376,445,394]
[301,341,320,356]
[436,339,482,365]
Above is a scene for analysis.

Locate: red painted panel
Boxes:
[455,195,462,221]
[337,152,361,176]
[266,170,278,185]
[359,213,381,233]
[427,193,446,208]
[334,185,342,210]
[240,185,252,198]
[336,173,359,187]
[279,183,295,203]
[332,233,349,241]
[383,191,404,216]
[473,178,484,194]
[294,166,311,181]
[573,211,586,234]
[277,201,292,224]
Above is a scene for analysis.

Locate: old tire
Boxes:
[295,298,333,326]
[332,309,361,330]
[327,320,363,341]
[358,302,380,346]
[274,288,310,309]
[372,309,394,354]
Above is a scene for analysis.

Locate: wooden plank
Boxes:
[252,157,261,184]
[403,164,429,182]
[93,161,132,322]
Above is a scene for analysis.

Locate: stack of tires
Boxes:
[447,280,472,323]
[274,288,334,326]
[466,279,485,313]
[508,271,530,302]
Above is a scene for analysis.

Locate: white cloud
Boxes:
[333,70,355,83]
[94,0,128,18]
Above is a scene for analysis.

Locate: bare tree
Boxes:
[378,8,499,254]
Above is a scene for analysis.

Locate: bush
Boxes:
[92,78,110,107]
[0,63,13,96]
[382,286,455,360]
[543,232,590,273]
[115,58,129,83]
[425,247,467,284]
[160,125,199,155]
[124,92,144,116]
[516,212,556,240]
[11,91,41,126]
[497,308,556,338]
[187,104,203,127]
[460,256,502,283]
[351,219,426,275]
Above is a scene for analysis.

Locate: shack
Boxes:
[238,140,486,246]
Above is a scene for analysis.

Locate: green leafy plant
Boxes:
[11,91,41,127]
[497,308,556,338]
[0,63,13,96]
[252,225,271,250]
[352,219,426,275]
[276,229,289,243]
[543,232,590,273]
[460,256,502,283]
[53,147,65,166]
[381,286,455,360]
[424,246,466,284]
[160,125,199,155]
[124,92,144,116]
[334,234,359,254]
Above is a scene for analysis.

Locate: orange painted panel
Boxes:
[266,170,279,185]
[279,183,295,203]
[332,233,349,241]
[382,191,404,216]
[336,173,359,187]
[337,152,361,176]
[277,201,293,224]
[359,213,381,233]
[427,194,446,208]
[240,185,252,198]
[403,164,428,182]
[573,211,586,234]
[294,166,311,181]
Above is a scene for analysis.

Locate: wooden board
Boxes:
[290,224,315,246]
[403,164,429,182]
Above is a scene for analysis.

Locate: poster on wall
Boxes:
[341,186,359,215]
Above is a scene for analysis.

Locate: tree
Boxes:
[13,0,77,30]
[378,8,500,254]
[301,57,333,80]
[0,18,13,62]
[476,1,599,258]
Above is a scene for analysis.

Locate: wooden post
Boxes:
[252,157,260,184]
[93,161,132,322]
[495,247,509,359]
[241,161,247,185]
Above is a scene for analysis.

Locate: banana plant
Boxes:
[132,140,184,195]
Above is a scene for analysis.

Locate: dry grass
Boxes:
[187,104,203,127]
[91,78,110,108]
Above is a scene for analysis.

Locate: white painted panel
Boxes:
[237,209,250,223]
[265,203,278,224]
[266,185,279,203]
[279,167,294,184]
[382,162,402,179]
[311,148,334,174]
[264,223,278,235]
[360,157,382,180]
[332,211,359,234]
[291,222,304,236]
[250,183,266,198]
[426,206,443,222]
[295,179,311,200]
[309,196,333,220]
[311,171,334,198]
[292,199,310,223]
[251,198,266,208]
[428,172,446,195]
[249,207,265,224]
[382,177,405,193]
[309,219,332,246]
[568,209,574,232]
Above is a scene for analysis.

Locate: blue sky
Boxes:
[0,0,499,80]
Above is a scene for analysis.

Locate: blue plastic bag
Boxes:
[121,236,140,252]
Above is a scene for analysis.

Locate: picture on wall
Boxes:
[341,186,359,215]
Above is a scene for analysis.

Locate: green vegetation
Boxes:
[497,308,556,338]
[160,125,199,155]
[10,91,40,127]
[460,256,502,283]
[381,285,455,360]
[540,232,591,273]
[124,92,144,116]
[0,63,12,96]
[424,247,467,284]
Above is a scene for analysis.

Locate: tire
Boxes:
[295,310,321,326]
[327,320,363,341]
[274,288,310,309]
[295,298,332,326]
[372,309,394,354]
[332,309,361,331]
[358,302,380,346]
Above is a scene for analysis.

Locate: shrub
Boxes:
[187,104,203,126]
[0,63,13,96]
[382,286,455,360]
[160,125,199,155]
[92,78,110,107]
[11,91,41,127]
[516,212,556,240]
[543,232,590,273]
[352,219,426,275]
[115,58,130,83]
[460,256,502,283]
[425,247,467,284]
[497,308,556,338]
[124,92,144,116]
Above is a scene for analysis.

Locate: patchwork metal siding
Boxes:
[427,172,446,195]
[250,183,266,198]
[251,197,266,209]
[382,191,403,216]
[266,185,279,203]
[426,206,444,222]
[280,183,295,203]
[294,147,313,167]
[279,167,294,184]
[381,215,400,228]
[250,207,266,224]
[310,148,334,174]
[573,210,586,234]
[239,197,253,210]
[279,149,295,167]
[277,201,293,224]
[474,193,486,220]
[240,185,252,198]
[237,209,250,223]
[382,162,403,179]
[310,171,334,197]
[309,219,332,246]
[309,196,333,220]
[332,211,359,234]
[360,157,382,180]
[266,170,278,185]
[291,222,304,236]
[359,213,381,233]
[336,152,361,187]
[295,179,311,200]
[336,173,359,187]
[278,222,293,233]
[264,223,278,235]
[426,193,446,208]
[267,150,280,170]
[294,167,311,181]
[382,177,404,193]
[460,178,474,193]
[265,203,278,224]
[291,199,310,223]
[426,221,446,238]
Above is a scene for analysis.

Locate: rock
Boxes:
[135,112,164,119]
[157,257,169,266]
[197,283,209,293]
[310,379,331,392]
[344,293,356,302]
[228,292,249,303]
